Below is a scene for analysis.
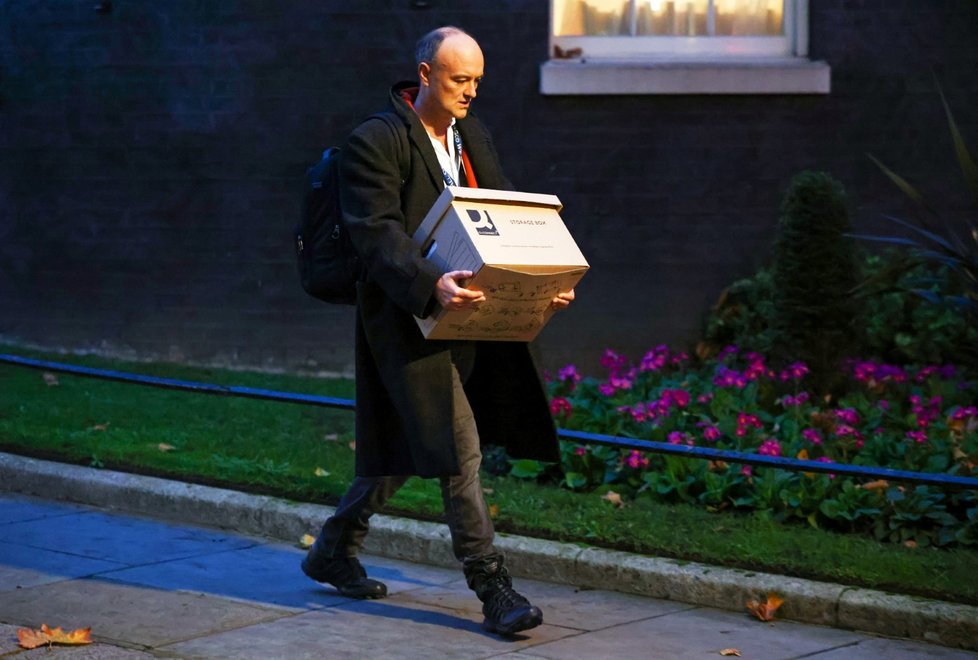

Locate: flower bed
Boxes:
[531,345,978,548]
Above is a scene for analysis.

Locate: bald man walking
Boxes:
[301,26,574,637]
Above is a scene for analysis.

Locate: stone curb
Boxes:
[2,452,975,650]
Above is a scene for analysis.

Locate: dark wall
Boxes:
[2,0,976,375]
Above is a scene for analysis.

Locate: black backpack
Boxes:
[294,112,406,305]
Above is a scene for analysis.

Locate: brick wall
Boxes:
[1,0,976,376]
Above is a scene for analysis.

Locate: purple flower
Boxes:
[697,421,721,442]
[952,406,978,420]
[906,430,928,444]
[714,366,747,389]
[558,364,582,392]
[639,345,670,372]
[758,439,782,456]
[781,392,810,407]
[802,428,823,445]
[835,408,860,426]
[780,362,810,381]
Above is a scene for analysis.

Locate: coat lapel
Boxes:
[405,119,444,192]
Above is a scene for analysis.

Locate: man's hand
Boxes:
[435,270,487,311]
[550,288,575,311]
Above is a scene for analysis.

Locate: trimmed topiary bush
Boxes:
[770,170,858,394]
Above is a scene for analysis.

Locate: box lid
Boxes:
[415,186,563,246]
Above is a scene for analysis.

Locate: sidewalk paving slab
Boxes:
[2,452,977,658]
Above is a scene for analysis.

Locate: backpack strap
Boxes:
[366,111,410,185]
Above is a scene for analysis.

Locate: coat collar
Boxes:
[389,82,444,192]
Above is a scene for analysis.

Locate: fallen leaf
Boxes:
[323,433,339,442]
[314,467,330,478]
[746,592,784,621]
[17,624,92,649]
[482,487,494,495]
[91,422,110,432]
[904,540,918,549]
[719,649,741,657]
[861,479,889,490]
[157,443,176,452]
[43,624,92,646]
[488,503,499,519]
[348,440,356,451]
[16,628,48,650]
[299,534,316,549]
[42,372,60,387]
[602,490,624,508]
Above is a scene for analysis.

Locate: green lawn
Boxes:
[1,345,976,606]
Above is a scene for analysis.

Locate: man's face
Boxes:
[421,34,484,123]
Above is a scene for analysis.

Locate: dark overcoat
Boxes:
[339,81,560,478]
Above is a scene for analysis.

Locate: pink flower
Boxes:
[574,446,587,456]
[624,450,650,469]
[758,439,782,456]
[662,388,690,408]
[735,412,762,437]
[781,392,810,407]
[802,428,823,445]
[550,397,572,418]
[780,362,809,381]
[600,348,626,372]
[906,430,928,444]
[619,402,648,423]
[740,464,753,477]
[714,366,748,388]
[835,408,860,426]
[697,421,721,442]
[952,406,978,420]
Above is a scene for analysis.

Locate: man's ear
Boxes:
[418,62,431,87]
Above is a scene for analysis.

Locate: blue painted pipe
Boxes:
[2,353,976,490]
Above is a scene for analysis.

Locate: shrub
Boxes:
[701,250,978,374]
[770,170,858,393]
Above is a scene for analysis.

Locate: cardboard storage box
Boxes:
[412,186,589,341]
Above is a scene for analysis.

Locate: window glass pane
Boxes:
[715,0,783,35]
[554,0,629,36]
[553,0,785,37]
[637,1,709,36]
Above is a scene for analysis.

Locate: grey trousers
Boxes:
[316,364,496,562]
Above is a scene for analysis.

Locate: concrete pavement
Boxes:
[1,452,977,658]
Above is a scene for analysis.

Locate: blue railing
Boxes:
[2,352,977,490]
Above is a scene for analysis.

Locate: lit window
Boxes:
[542,0,830,95]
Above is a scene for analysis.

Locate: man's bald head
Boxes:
[415,26,478,67]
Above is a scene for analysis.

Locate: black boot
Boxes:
[301,536,387,599]
[464,553,542,636]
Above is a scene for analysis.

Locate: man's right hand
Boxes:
[435,270,486,311]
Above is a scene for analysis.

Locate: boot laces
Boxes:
[483,576,530,617]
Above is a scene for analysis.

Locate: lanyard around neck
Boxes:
[441,126,464,187]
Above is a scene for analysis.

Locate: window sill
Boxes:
[539,57,831,95]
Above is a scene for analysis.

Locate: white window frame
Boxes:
[541,0,830,95]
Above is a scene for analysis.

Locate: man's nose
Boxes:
[465,81,477,98]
